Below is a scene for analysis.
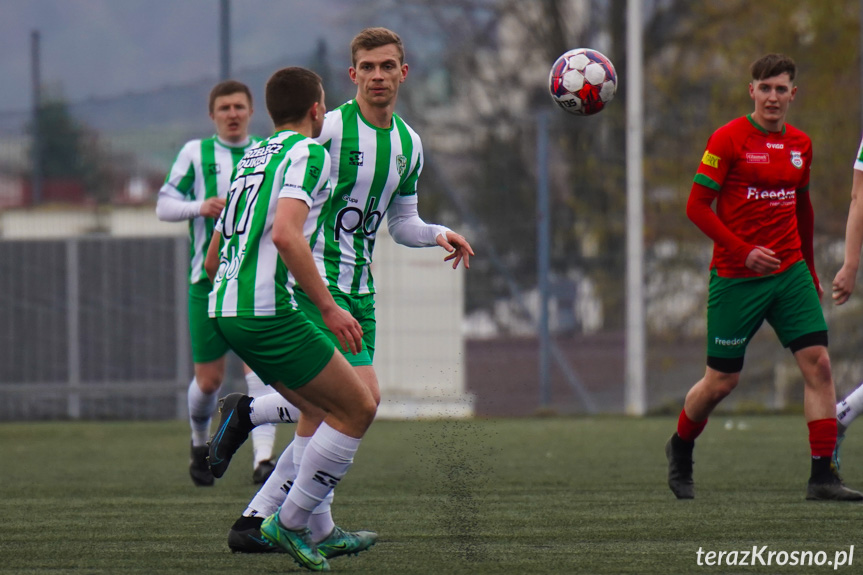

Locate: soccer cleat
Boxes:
[189,443,214,487]
[260,511,330,572]
[253,459,276,485]
[665,433,695,499]
[315,525,378,559]
[806,468,863,501]
[208,393,253,478]
[832,432,845,474]
[228,515,285,554]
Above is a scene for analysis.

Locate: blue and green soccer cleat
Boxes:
[260,511,330,572]
[316,525,378,559]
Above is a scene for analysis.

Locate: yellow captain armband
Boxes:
[701,151,720,169]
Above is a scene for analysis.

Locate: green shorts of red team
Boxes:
[293,286,376,367]
[213,313,335,390]
[706,260,827,360]
[188,280,230,363]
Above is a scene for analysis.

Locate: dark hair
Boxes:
[208,80,253,115]
[750,53,796,82]
[350,27,404,67]
[265,67,323,126]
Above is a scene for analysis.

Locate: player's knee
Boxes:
[803,352,833,389]
[195,373,222,394]
[708,372,739,400]
[357,393,378,428]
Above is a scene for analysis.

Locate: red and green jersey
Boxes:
[693,114,812,278]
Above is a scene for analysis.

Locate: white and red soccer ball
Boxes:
[548,48,617,116]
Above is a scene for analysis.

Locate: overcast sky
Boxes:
[0,0,364,113]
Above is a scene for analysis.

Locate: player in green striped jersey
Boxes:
[211,28,473,556]
[156,80,279,487]
[206,67,378,571]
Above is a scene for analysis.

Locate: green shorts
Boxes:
[213,313,335,389]
[189,280,230,363]
[293,287,376,366]
[706,260,827,360]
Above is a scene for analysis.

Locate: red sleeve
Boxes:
[686,182,753,264]
[795,188,820,292]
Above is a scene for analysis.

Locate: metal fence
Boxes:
[0,236,188,420]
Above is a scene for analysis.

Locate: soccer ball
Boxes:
[548,48,617,116]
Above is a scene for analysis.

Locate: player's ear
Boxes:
[400,63,408,83]
[349,66,358,85]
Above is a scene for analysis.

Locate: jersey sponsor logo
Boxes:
[766,143,784,149]
[215,244,246,283]
[335,196,382,240]
[790,151,803,169]
[309,165,320,179]
[396,154,407,176]
[746,187,796,202]
[746,153,769,163]
[701,150,720,169]
[236,143,284,169]
[349,151,364,166]
[206,163,221,174]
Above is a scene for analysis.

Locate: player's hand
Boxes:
[832,264,858,306]
[321,305,363,355]
[744,246,780,275]
[200,197,226,218]
[437,231,474,269]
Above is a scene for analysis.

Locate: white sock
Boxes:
[310,491,336,543]
[245,371,278,465]
[277,423,361,530]
[293,433,336,540]
[293,433,310,470]
[249,392,302,426]
[188,378,218,447]
[244,442,296,518]
[837,382,863,430]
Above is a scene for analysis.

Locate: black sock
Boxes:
[810,456,833,482]
[237,395,254,430]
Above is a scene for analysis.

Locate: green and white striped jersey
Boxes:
[208,130,332,317]
[160,135,262,284]
[314,100,423,295]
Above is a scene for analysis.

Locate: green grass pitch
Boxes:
[0,416,860,574]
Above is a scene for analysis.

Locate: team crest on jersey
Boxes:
[207,163,220,175]
[396,154,407,176]
[790,151,803,169]
[349,151,364,166]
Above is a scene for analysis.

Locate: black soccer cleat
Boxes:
[806,468,863,501]
[665,433,695,499]
[228,515,285,554]
[208,393,254,478]
[253,459,276,485]
[189,443,214,487]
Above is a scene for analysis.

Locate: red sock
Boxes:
[808,418,837,458]
[677,409,707,442]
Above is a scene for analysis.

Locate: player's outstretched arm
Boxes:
[386,200,473,268]
[273,197,363,355]
[436,231,474,270]
[833,169,863,305]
